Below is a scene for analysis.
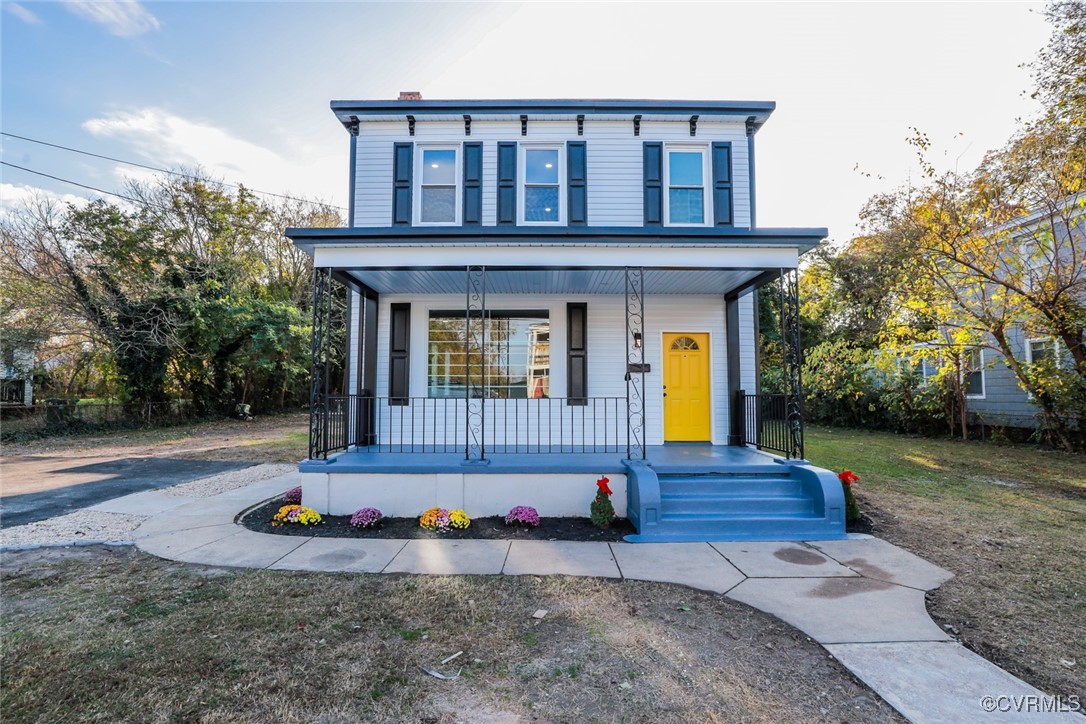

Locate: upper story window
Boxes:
[1026,337,1059,367]
[519,145,564,225]
[415,146,460,225]
[665,146,709,226]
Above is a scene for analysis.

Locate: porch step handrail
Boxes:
[311,394,626,459]
[736,390,804,459]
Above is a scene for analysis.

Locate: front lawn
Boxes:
[1,547,901,723]
[806,426,1085,700]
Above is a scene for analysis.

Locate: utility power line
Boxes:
[1,131,347,211]
[1,160,308,240]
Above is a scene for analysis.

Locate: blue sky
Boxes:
[2,1,1051,241]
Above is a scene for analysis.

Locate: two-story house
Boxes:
[287,95,846,541]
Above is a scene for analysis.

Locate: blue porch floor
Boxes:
[299,443,785,475]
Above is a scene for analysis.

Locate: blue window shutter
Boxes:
[712,142,733,227]
[392,143,413,226]
[463,142,483,225]
[497,141,517,225]
[643,142,662,226]
[567,141,587,226]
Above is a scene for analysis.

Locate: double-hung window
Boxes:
[520,146,563,224]
[962,348,985,399]
[664,146,709,226]
[1026,337,1058,367]
[416,146,459,224]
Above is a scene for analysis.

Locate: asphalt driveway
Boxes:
[1,456,253,527]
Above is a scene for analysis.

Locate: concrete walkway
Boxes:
[114,472,1081,723]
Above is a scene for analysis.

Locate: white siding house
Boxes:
[288,96,845,542]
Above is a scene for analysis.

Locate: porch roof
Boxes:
[338,267,780,296]
[286,226,828,256]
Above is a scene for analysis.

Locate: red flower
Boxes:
[838,470,859,486]
[596,476,613,496]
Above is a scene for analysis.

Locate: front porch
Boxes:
[290,233,838,540]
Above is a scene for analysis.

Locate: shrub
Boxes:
[590,475,616,528]
[505,505,540,527]
[272,504,322,525]
[280,486,302,504]
[350,507,383,529]
[838,470,861,523]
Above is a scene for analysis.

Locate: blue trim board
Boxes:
[331,98,776,117]
[286,225,828,254]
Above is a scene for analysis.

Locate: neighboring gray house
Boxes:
[906,200,1084,432]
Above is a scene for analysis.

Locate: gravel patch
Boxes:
[2,463,296,549]
[1,510,149,549]
[161,463,295,498]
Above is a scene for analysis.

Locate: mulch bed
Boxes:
[239,499,636,542]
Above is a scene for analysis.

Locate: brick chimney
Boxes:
[398,91,423,101]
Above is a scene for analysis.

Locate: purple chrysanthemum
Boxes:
[350,507,383,529]
[505,505,540,527]
[280,486,303,504]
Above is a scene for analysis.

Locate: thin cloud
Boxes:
[81,107,339,202]
[1,183,90,214]
[4,2,42,25]
[63,0,160,38]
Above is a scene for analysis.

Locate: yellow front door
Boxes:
[663,332,711,442]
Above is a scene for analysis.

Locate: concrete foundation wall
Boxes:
[300,471,628,519]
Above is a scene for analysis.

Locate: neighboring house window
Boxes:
[427,310,551,398]
[415,146,460,224]
[1026,337,1058,367]
[962,348,985,398]
[519,146,564,224]
[664,145,709,226]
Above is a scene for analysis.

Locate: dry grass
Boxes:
[1,547,902,723]
[806,426,1085,701]
[1,413,309,464]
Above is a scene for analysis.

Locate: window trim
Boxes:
[663,144,711,227]
[517,143,566,226]
[962,347,986,400]
[1025,336,1060,368]
[425,308,552,399]
[413,144,462,226]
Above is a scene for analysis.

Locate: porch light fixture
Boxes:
[633,331,643,349]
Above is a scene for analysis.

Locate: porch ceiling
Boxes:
[346,268,771,296]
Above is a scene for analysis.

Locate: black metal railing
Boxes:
[311,395,626,459]
[735,391,804,459]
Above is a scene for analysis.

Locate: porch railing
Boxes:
[312,395,626,459]
[735,391,804,459]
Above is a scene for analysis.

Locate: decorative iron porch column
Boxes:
[465,265,486,461]
[625,267,646,460]
[308,267,332,459]
[779,267,804,459]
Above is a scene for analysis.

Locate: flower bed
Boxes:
[240,499,634,541]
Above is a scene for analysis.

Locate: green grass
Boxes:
[805,426,1085,700]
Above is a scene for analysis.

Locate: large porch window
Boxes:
[427,310,550,399]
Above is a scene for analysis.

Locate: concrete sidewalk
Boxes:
[107,474,1082,723]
